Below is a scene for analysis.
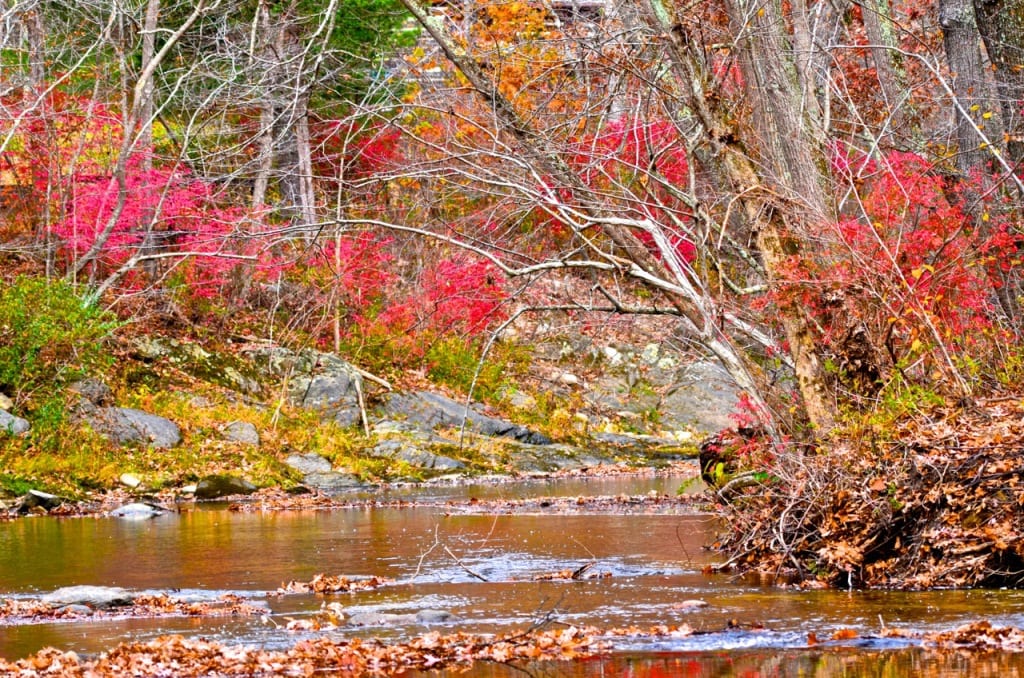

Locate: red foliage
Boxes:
[778,147,1021,382]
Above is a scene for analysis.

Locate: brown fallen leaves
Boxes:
[0,594,263,626]
[716,397,1024,589]
[277,575,394,595]
[0,625,612,676]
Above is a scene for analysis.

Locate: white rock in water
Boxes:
[109,502,165,519]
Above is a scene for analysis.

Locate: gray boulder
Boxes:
[222,421,260,446]
[18,490,63,513]
[658,361,741,434]
[42,586,135,609]
[374,439,464,470]
[133,338,262,394]
[0,409,29,436]
[289,355,363,427]
[285,453,333,475]
[302,472,367,493]
[85,407,181,448]
[284,453,366,493]
[246,347,364,425]
[194,474,258,499]
[382,391,551,445]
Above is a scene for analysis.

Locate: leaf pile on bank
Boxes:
[717,397,1024,588]
[0,625,609,676]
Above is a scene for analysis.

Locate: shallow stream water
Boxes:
[3,473,1024,675]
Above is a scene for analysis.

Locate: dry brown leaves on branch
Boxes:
[716,397,1024,589]
[276,574,393,595]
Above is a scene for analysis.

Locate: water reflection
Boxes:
[2,475,1024,672]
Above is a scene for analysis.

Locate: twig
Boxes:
[444,545,489,582]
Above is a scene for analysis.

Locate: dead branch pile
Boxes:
[716,397,1024,589]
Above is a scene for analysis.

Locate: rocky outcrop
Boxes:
[133,338,262,394]
[84,407,182,448]
[381,391,551,445]
[246,347,363,427]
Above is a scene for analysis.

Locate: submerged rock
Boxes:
[194,474,258,499]
[347,609,456,626]
[109,502,167,519]
[42,586,135,609]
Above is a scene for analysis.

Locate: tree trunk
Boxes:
[974,0,1024,165]
[940,0,996,177]
[859,0,912,142]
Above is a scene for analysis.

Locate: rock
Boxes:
[281,352,363,427]
[374,439,465,470]
[602,346,624,367]
[20,490,63,512]
[134,338,262,394]
[284,453,333,475]
[556,372,580,386]
[85,407,181,448]
[415,609,457,623]
[675,599,710,609]
[180,484,198,495]
[42,586,135,609]
[0,393,12,410]
[222,421,260,445]
[68,378,114,406]
[659,361,740,434]
[0,409,29,436]
[347,610,454,627]
[119,473,142,489]
[347,611,414,626]
[301,472,366,493]
[194,474,258,499]
[109,502,166,519]
[382,391,552,445]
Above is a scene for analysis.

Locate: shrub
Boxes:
[0,276,119,410]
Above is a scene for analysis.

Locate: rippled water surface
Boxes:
[3,474,1024,674]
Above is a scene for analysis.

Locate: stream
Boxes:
[3,472,1024,675]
